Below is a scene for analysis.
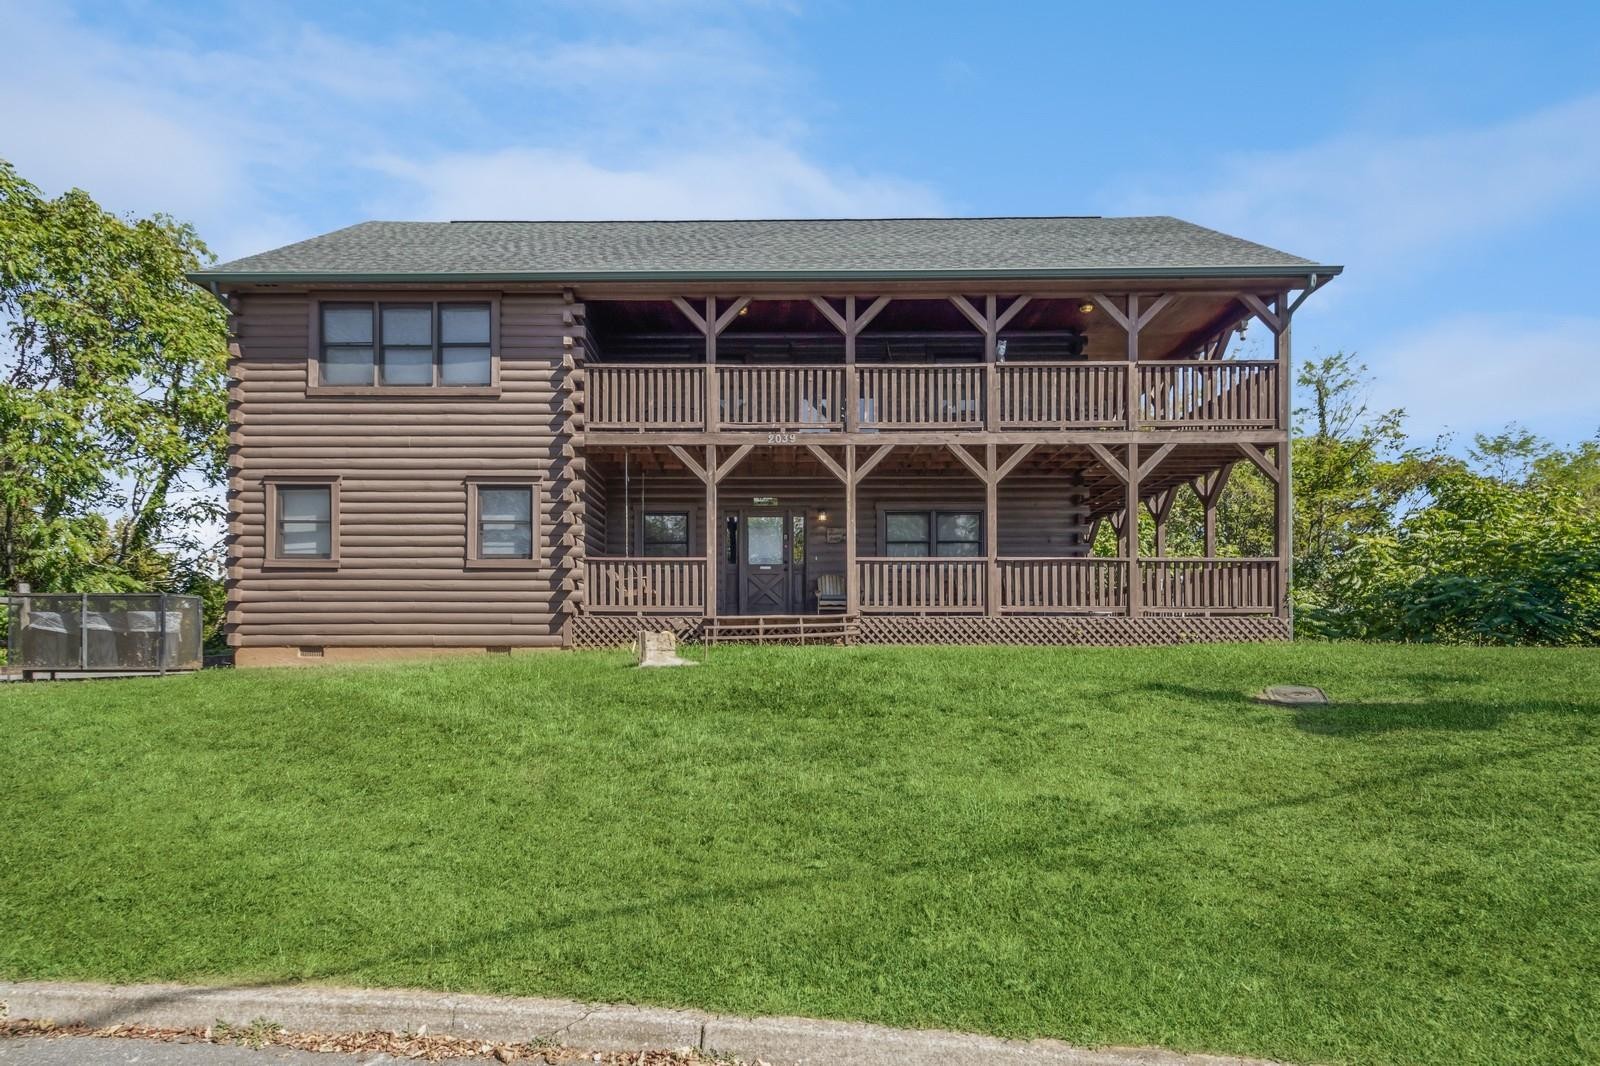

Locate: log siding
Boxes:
[227,291,574,656]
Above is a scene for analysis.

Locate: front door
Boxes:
[740,511,792,613]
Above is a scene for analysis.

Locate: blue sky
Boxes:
[5,0,1598,447]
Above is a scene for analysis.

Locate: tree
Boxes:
[0,158,228,593]
[1316,472,1600,645]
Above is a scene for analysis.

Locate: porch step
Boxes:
[704,614,859,646]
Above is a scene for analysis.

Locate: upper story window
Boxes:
[317,301,494,389]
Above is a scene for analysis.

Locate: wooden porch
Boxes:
[571,438,1287,624]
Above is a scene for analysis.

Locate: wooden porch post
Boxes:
[984,295,1000,431]
[845,444,858,616]
[704,443,718,617]
[1198,463,1233,558]
[1125,295,1140,430]
[844,297,858,433]
[1275,293,1293,625]
[1127,442,1142,617]
[985,443,999,615]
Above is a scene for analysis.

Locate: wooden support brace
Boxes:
[993,443,1038,482]
[1238,293,1284,335]
[715,443,755,482]
[808,296,848,335]
[852,443,894,484]
[671,296,709,334]
[945,442,993,484]
[667,444,709,483]
[1091,294,1132,332]
[1236,442,1281,482]
[854,295,892,331]
[1138,441,1176,481]
[713,297,752,335]
[994,295,1033,332]
[948,294,990,334]
[1085,442,1130,484]
[804,443,848,484]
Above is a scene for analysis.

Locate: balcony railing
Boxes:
[718,365,844,428]
[998,363,1127,428]
[588,361,1281,432]
[1138,361,1278,426]
[585,558,706,613]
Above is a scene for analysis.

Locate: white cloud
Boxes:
[1120,93,1600,275]
[0,3,940,262]
[372,144,945,221]
[1369,312,1600,443]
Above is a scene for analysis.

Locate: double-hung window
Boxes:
[266,478,340,566]
[884,510,981,557]
[316,301,494,389]
[466,480,539,566]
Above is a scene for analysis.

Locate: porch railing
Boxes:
[586,365,704,430]
[1138,360,1278,426]
[857,557,986,613]
[717,365,844,428]
[998,558,1127,613]
[585,558,706,613]
[588,360,1283,432]
[998,363,1127,428]
[1140,558,1278,613]
[857,365,985,428]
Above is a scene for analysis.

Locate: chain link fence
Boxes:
[5,593,204,674]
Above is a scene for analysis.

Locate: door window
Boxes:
[746,515,785,565]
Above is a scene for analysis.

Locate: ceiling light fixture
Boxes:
[1078,301,1095,314]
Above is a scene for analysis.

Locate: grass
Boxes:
[2,643,1598,1065]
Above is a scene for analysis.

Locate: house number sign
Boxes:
[766,432,798,444]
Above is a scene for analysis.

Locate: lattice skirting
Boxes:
[857,614,1290,646]
[573,613,1287,648]
[571,615,705,650]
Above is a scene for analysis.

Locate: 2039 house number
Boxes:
[766,432,798,444]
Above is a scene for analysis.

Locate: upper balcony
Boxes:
[578,292,1288,437]
[586,359,1279,433]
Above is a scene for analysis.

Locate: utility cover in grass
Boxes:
[1256,684,1329,705]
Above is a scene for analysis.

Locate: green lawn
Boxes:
[3,644,1598,1065]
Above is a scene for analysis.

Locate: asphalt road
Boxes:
[0,1037,403,1064]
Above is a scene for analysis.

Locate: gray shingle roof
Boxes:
[193,216,1338,283]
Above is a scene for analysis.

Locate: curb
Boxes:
[0,980,1279,1066]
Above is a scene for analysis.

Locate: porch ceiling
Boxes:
[586,292,1256,362]
[582,441,1249,519]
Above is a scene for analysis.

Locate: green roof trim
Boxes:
[190,217,1341,285]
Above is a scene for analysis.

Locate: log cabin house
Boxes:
[191,217,1339,663]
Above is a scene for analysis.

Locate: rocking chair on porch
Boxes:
[815,573,847,613]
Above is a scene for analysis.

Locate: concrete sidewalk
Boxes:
[0,980,1279,1066]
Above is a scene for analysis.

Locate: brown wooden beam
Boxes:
[672,296,709,334]
[804,443,848,484]
[994,443,1039,482]
[713,297,752,335]
[667,444,708,483]
[715,443,754,482]
[1086,442,1130,484]
[948,294,989,334]
[1236,441,1280,483]
[808,296,848,335]
[945,442,992,484]
[852,443,895,484]
[855,295,892,331]
[994,294,1033,332]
